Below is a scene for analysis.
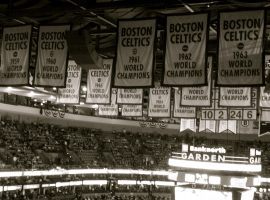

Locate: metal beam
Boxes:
[65,0,117,28]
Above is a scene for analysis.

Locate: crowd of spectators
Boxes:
[0,185,172,200]
[0,119,269,200]
[0,119,267,172]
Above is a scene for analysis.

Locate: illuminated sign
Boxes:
[182,144,226,154]
[169,144,261,172]
[178,172,257,188]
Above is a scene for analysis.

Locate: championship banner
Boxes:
[173,88,196,118]
[34,25,70,87]
[163,13,208,86]
[98,88,118,116]
[218,120,237,134]
[199,120,216,133]
[121,104,142,117]
[201,83,228,120]
[180,118,196,133]
[117,89,143,104]
[259,121,270,137]
[237,120,258,135]
[260,56,270,108]
[261,109,270,121]
[219,87,251,107]
[264,55,270,92]
[181,57,212,106]
[148,87,171,117]
[57,60,81,104]
[260,87,270,108]
[86,59,112,104]
[113,19,156,87]
[0,25,32,86]
[217,10,265,86]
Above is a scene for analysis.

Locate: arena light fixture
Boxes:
[42,183,56,188]
[82,86,87,92]
[155,181,175,186]
[0,168,175,178]
[139,180,154,185]
[23,184,40,189]
[56,182,71,187]
[168,158,261,172]
[4,185,22,191]
[83,180,107,185]
[118,180,137,185]
[69,181,83,186]
[0,171,22,177]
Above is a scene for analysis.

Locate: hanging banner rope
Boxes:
[148,87,171,117]
[121,104,143,117]
[86,59,112,104]
[113,19,156,88]
[57,60,81,104]
[0,25,32,86]
[34,25,70,87]
[219,87,251,107]
[217,10,265,86]
[98,88,118,116]
[117,89,143,104]
[181,57,212,106]
[163,13,209,86]
[173,88,196,118]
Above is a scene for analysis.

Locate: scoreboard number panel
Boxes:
[229,109,243,120]
[243,110,257,120]
[201,110,215,120]
[215,109,228,120]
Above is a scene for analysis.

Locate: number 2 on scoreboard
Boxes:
[215,110,227,120]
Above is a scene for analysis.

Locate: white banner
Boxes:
[219,87,251,107]
[163,13,208,86]
[260,87,270,108]
[121,104,142,117]
[86,59,112,104]
[173,88,196,118]
[181,57,212,106]
[260,56,270,108]
[98,88,118,116]
[217,10,265,86]
[114,19,156,87]
[199,120,216,133]
[237,120,258,135]
[180,118,196,133]
[0,25,32,86]
[117,89,143,104]
[148,87,171,117]
[218,120,237,134]
[264,55,270,92]
[261,109,270,121]
[57,60,81,104]
[34,25,70,87]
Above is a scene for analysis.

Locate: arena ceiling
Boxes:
[0,0,270,101]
